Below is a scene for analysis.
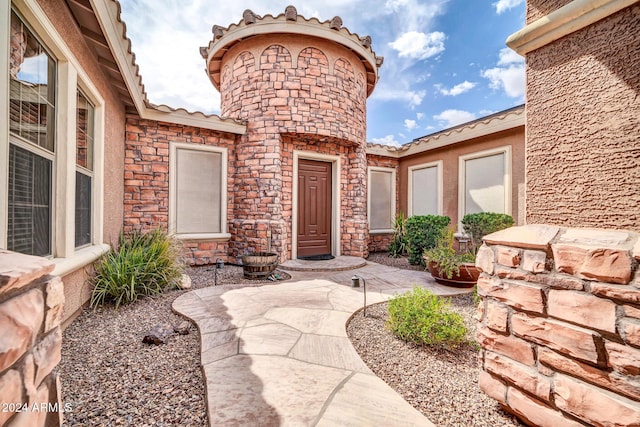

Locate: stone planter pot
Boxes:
[241,252,278,279]
[426,260,480,288]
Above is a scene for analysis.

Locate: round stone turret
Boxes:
[201,7,383,261]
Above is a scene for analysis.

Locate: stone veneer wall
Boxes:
[123,116,238,265]
[525,4,640,229]
[0,251,65,426]
[366,154,400,252]
[218,35,370,261]
[476,225,640,427]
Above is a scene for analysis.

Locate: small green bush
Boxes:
[388,212,408,257]
[461,212,514,254]
[90,228,184,308]
[405,215,451,265]
[387,287,467,349]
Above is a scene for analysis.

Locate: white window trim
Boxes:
[168,142,230,240]
[458,146,512,230]
[2,0,106,269]
[367,166,396,234]
[407,160,443,217]
[292,150,341,259]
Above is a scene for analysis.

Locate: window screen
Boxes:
[411,166,439,215]
[464,153,505,214]
[8,11,55,256]
[75,91,94,248]
[8,145,52,256]
[369,170,394,231]
[175,149,222,234]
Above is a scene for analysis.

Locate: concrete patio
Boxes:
[173,258,470,426]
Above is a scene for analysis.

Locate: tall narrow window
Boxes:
[75,91,94,247]
[368,167,396,233]
[8,11,56,256]
[409,162,442,216]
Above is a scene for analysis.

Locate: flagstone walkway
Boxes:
[173,259,470,426]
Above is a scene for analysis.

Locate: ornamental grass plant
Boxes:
[90,228,184,308]
[386,287,468,349]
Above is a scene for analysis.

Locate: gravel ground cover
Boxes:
[59,265,288,427]
[349,252,522,426]
[61,254,520,426]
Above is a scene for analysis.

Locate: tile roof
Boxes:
[200,5,383,97]
[67,0,246,133]
[367,105,525,157]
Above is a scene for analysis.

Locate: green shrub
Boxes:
[388,212,408,258]
[405,215,450,265]
[423,227,475,279]
[386,287,467,349]
[461,212,514,254]
[90,228,184,308]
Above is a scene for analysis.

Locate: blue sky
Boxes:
[119,0,526,146]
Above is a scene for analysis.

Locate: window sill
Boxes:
[175,233,232,241]
[52,243,111,277]
[370,229,394,235]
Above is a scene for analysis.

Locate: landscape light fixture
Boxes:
[214,258,224,286]
[351,274,367,317]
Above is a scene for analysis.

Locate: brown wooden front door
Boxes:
[297,159,332,258]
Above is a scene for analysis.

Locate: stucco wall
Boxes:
[34,0,126,324]
[526,0,573,22]
[397,126,525,227]
[525,5,640,230]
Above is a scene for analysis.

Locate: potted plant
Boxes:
[423,227,479,287]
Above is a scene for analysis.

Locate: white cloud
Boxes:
[493,0,524,14]
[371,86,426,108]
[404,119,418,131]
[371,134,401,147]
[384,0,446,32]
[389,31,445,60]
[481,48,525,99]
[433,109,477,127]
[416,112,425,120]
[497,48,524,66]
[437,80,477,96]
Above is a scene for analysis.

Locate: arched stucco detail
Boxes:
[334,58,355,84]
[221,51,255,118]
[260,44,292,69]
[297,47,329,70]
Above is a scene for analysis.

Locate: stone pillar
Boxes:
[476,225,640,427]
[0,251,66,426]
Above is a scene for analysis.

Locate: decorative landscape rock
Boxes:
[143,321,175,345]
[174,321,191,335]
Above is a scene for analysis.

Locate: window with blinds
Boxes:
[75,90,94,247]
[8,10,56,256]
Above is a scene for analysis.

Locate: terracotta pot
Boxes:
[426,261,480,288]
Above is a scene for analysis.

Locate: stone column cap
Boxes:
[483,225,560,250]
[0,250,54,295]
